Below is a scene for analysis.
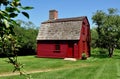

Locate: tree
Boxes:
[92,10,106,47]
[92,8,120,57]
[91,27,98,48]
[0,0,33,76]
[15,20,38,55]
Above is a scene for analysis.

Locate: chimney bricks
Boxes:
[49,10,58,20]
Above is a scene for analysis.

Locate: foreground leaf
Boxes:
[21,6,34,10]
[4,19,10,28]
[22,12,29,19]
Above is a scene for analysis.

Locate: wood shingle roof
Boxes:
[37,16,86,40]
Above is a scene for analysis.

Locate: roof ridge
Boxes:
[42,16,86,24]
[56,16,86,20]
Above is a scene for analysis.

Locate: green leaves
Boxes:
[0,0,33,77]
[92,8,120,57]
[0,0,9,6]
[9,13,18,18]
[92,10,106,26]
[21,6,33,19]
[22,12,29,19]
[11,0,21,7]
[6,7,17,12]
[4,19,10,28]
[21,6,34,10]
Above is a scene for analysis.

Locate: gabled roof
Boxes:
[37,16,86,40]
[42,16,86,24]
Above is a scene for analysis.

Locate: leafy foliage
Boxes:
[92,8,120,57]
[15,20,38,55]
[0,0,33,77]
[91,28,98,48]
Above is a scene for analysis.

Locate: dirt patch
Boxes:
[0,68,63,77]
[0,64,92,77]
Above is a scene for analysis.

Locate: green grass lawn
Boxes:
[0,49,120,79]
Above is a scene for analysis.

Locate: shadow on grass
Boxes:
[91,54,109,59]
[112,54,120,59]
[91,52,120,59]
[91,48,109,59]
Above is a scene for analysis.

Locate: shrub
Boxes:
[82,53,87,60]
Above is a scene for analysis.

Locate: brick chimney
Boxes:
[49,10,58,20]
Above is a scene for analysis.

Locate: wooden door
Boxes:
[67,43,74,58]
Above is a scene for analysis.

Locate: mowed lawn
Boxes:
[0,49,120,79]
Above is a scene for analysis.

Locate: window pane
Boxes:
[55,44,60,50]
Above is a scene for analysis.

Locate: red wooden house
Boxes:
[36,10,90,59]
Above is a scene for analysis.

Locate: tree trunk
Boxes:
[108,46,114,57]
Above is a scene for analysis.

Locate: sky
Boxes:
[17,0,120,28]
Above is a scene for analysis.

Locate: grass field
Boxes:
[0,49,120,79]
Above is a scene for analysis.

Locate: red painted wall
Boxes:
[37,41,68,58]
[78,17,90,59]
[37,40,80,59]
[73,42,79,59]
